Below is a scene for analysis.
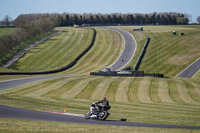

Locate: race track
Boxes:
[0,27,199,129]
[0,75,77,90]
[0,105,199,129]
[107,28,136,71]
[176,57,200,78]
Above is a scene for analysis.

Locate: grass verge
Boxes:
[0,76,199,127]
[1,118,199,133]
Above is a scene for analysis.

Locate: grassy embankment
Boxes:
[0,29,57,69]
[9,27,92,72]
[0,27,123,80]
[0,26,200,133]
[116,25,200,77]
[128,26,200,77]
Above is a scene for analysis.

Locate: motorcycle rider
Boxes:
[95,97,109,111]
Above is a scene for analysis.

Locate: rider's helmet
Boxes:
[103,97,106,101]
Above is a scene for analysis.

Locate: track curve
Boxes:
[104,27,137,71]
[1,27,199,129]
[0,105,199,129]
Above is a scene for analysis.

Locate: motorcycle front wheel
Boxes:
[85,111,91,119]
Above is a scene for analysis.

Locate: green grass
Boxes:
[0,25,200,132]
[61,27,124,74]
[111,25,200,77]
[137,25,200,77]
[1,118,199,133]
[0,30,57,67]
[193,70,200,79]
[3,27,123,74]
[0,27,15,36]
[0,76,199,127]
[10,27,93,72]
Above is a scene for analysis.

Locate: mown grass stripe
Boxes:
[14,27,92,72]
[61,78,96,99]
[65,28,106,74]
[90,78,114,100]
[105,80,120,102]
[168,80,184,103]
[128,78,142,103]
[101,30,123,66]
[64,27,123,74]
[183,80,200,104]
[75,78,101,99]
[4,78,65,97]
[23,78,71,98]
[176,79,198,104]
[44,78,82,99]
[76,28,116,73]
[158,79,175,103]
[137,78,152,103]
[149,79,161,103]
[115,78,132,103]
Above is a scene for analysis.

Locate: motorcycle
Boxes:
[85,103,111,120]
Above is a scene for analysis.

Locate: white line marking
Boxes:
[176,57,200,77]
[106,28,137,71]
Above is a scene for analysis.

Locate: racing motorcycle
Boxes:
[85,103,111,120]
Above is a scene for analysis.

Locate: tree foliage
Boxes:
[49,12,188,26]
[0,15,56,58]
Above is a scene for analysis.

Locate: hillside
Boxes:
[9,27,93,72]
[0,26,200,132]
[118,25,200,77]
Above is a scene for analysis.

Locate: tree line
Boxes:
[56,12,189,26]
[14,12,189,27]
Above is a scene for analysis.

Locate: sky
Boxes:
[0,0,200,22]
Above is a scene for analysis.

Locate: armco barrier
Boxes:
[134,37,150,71]
[0,28,96,75]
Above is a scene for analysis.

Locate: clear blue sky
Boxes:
[0,0,200,22]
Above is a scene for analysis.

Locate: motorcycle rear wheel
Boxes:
[99,111,108,120]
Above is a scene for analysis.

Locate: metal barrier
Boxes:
[134,37,150,71]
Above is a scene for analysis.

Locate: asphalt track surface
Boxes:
[1,105,200,129]
[0,75,77,90]
[1,28,200,129]
[105,28,136,71]
[176,57,200,78]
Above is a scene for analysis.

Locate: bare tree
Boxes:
[3,15,12,27]
[184,13,192,23]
